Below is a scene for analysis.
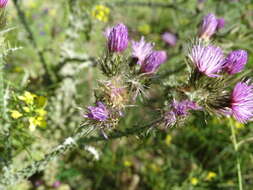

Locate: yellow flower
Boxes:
[138,24,151,35]
[36,109,47,117]
[205,172,217,181]
[28,116,46,131]
[165,134,172,146]
[123,160,132,167]
[190,177,199,185]
[10,110,23,119]
[18,91,36,105]
[92,5,110,22]
[23,106,31,113]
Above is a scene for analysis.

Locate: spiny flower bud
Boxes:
[140,50,167,74]
[131,37,153,65]
[0,0,8,8]
[162,32,177,46]
[199,13,225,40]
[230,81,253,123]
[188,44,225,77]
[223,50,247,74]
[84,102,109,121]
[107,23,128,53]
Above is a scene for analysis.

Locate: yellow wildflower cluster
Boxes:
[10,91,47,131]
[190,171,217,186]
[205,171,217,181]
[91,5,110,22]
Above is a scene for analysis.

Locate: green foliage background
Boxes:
[1,0,253,189]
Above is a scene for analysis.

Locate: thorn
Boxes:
[100,129,109,140]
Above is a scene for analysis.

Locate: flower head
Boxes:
[140,50,167,74]
[188,44,225,77]
[172,100,201,115]
[107,23,128,53]
[85,102,109,121]
[162,32,177,46]
[199,13,218,39]
[131,37,153,65]
[223,50,247,74]
[230,81,253,123]
[199,13,225,39]
[165,100,201,126]
[217,18,225,30]
[0,0,8,8]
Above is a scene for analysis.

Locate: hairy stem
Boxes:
[0,125,95,188]
[229,119,243,190]
[0,118,161,188]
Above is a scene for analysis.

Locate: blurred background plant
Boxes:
[0,0,253,189]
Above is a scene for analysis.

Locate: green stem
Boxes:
[0,125,96,188]
[229,119,243,190]
[0,118,162,188]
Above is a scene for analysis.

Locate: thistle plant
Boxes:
[0,1,253,189]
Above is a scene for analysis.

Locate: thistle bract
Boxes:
[0,0,8,8]
[131,37,153,65]
[188,44,225,77]
[162,32,177,46]
[85,102,109,121]
[107,23,128,53]
[230,81,253,123]
[140,50,167,74]
[223,50,247,74]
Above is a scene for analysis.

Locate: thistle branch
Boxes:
[0,118,161,188]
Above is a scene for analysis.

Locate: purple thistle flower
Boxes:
[217,18,225,30]
[0,0,8,8]
[199,13,225,39]
[131,37,153,65]
[230,81,253,123]
[52,181,61,188]
[188,44,225,77]
[199,13,218,39]
[165,100,201,126]
[223,50,247,74]
[162,32,177,46]
[107,23,128,53]
[164,111,177,126]
[172,100,201,115]
[140,50,167,74]
[85,102,109,121]
[198,0,206,3]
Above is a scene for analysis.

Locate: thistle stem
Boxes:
[229,119,243,190]
[0,125,95,188]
